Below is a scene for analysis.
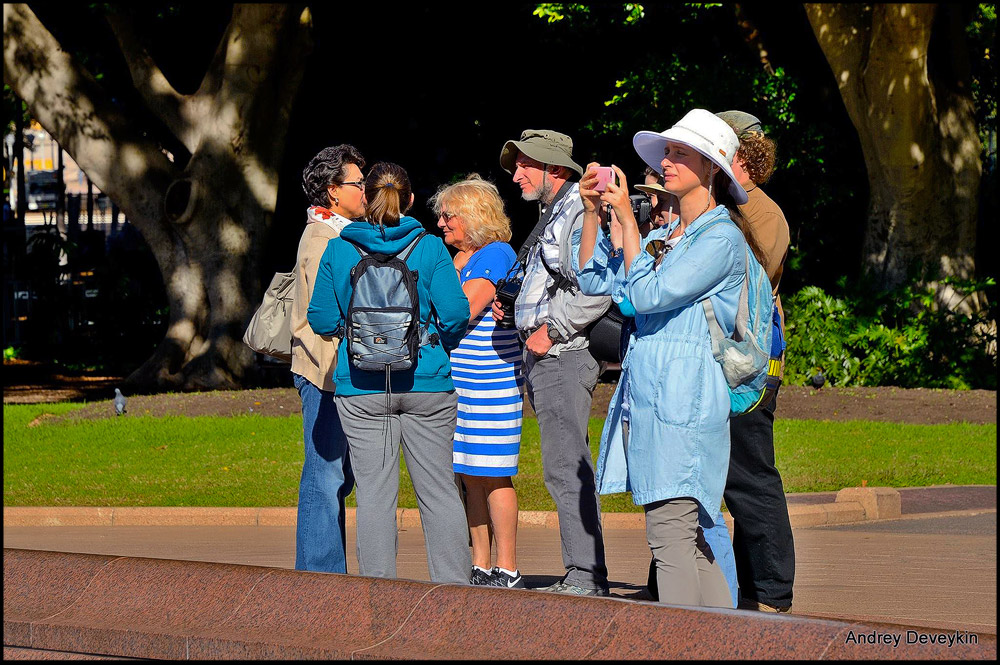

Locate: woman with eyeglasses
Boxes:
[289,144,365,574]
[308,161,473,584]
[573,109,765,608]
[430,174,524,590]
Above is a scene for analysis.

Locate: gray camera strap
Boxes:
[515,179,575,264]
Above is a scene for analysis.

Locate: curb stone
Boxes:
[3,487,916,530]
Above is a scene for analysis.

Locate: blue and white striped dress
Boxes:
[451,242,523,477]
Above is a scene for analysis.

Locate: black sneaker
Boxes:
[487,567,525,589]
[469,566,493,586]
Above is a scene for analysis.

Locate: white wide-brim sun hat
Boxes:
[633,108,749,205]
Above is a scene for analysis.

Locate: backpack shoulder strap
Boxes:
[342,236,366,258]
[399,231,428,262]
[701,243,751,347]
[686,216,733,245]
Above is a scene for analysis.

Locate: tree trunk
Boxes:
[4,4,312,390]
[804,3,982,312]
[125,157,264,390]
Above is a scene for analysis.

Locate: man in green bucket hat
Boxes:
[491,129,612,596]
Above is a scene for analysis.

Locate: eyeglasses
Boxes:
[439,211,459,222]
[645,238,672,266]
[338,180,365,191]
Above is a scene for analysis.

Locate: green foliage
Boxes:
[530,2,869,290]
[967,3,997,166]
[783,278,997,389]
[4,346,21,361]
[4,407,994,508]
[532,3,590,23]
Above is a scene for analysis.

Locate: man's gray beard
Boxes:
[521,176,554,204]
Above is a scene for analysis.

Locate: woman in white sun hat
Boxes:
[573,108,765,608]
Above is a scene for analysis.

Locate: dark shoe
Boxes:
[469,566,493,586]
[622,587,656,601]
[487,567,525,589]
[739,598,791,613]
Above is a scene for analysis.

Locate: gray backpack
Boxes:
[243,271,295,362]
[344,232,427,372]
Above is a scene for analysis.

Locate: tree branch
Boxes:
[245,5,314,167]
[104,11,194,150]
[3,4,178,231]
[733,3,774,75]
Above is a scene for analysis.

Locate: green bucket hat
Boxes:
[499,129,584,177]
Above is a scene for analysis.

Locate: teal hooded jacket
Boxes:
[307,217,470,396]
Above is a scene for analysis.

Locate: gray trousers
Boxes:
[645,498,732,608]
[335,391,471,585]
[523,348,608,590]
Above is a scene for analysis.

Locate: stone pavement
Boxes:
[4,485,995,636]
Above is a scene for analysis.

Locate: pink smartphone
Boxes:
[593,166,618,192]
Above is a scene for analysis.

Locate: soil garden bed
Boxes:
[4,360,995,425]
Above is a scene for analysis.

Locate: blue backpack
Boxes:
[691,220,785,416]
[343,232,427,373]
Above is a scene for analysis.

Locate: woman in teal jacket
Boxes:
[308,161,471,585]
[575,110,763,608]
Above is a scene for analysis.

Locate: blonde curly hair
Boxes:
[429,174,512,249]
[736,132,777,185]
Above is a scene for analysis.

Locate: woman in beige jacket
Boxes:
[291,144,366,573]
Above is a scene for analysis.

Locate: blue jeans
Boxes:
[293,373,354,573]
[703,508,739,608]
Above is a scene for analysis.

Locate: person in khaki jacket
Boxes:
[290,144,366,573]
[715,111,794,613]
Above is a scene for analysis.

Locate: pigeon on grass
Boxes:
[114,388,128,416]
[809,371,826,389]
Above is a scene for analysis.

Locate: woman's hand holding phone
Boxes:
[600,165,634,227]
[593,166,617,192]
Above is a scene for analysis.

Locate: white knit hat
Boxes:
[633,109,748,205]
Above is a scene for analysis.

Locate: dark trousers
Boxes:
[647,393,794,609]
[723,393,795,608]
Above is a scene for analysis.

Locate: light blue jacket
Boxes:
[574,206,746,515]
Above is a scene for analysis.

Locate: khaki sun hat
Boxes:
[632,109,748,205]
[499,129,584,177]
[634,182,669,196]
[715,110,764,139]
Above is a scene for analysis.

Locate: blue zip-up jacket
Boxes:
[307,216,470,396]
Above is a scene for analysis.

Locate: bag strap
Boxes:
[515,179,575,261]
[690,215,750,346]
[399,231,427,262]
[343,231,427,262]
[701,245,751,351]
[343,236,366,259]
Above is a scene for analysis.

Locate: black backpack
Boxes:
[343,232,426,372]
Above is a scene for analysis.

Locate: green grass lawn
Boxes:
[3,403,996,511]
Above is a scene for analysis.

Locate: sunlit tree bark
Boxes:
[805,3,982,312]
[4,4,313,389]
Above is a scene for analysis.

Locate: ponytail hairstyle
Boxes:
[364,162,412,227]
[713,169,765,267]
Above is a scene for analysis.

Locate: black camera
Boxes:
[494,276,522,329]
[630,193,653,226]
